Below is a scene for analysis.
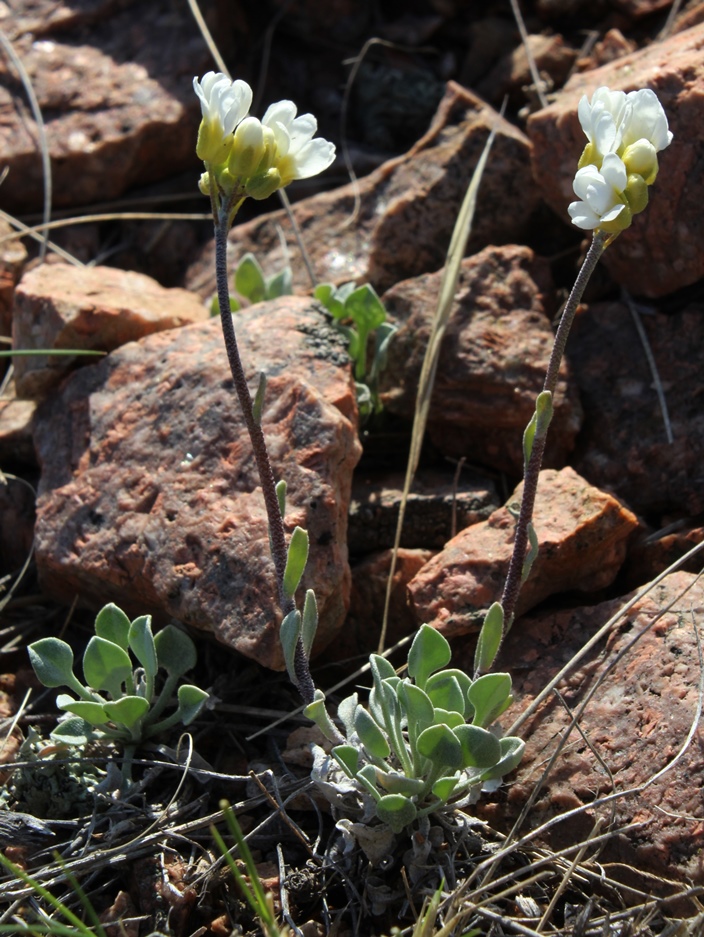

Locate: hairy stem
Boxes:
[500,231,608,630]
[214,205,316,704]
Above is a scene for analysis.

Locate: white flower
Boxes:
[194,72,252,137]
[262,100,336,184]
[193,72,253,163]
[568,153,628,230]
[576,85,673,163]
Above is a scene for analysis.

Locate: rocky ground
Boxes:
[1,0,704,933]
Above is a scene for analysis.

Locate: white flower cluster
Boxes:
[568,86,673,233]
[194,72,336,200]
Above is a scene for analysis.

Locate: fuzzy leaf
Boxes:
[234,253,266,303]
[417,724,462,771]
[407,624,451,691]
[57,697,109,726]
[370,653,396,683]
[175,684,209,725]
[275,479,287,516]
[468,673,513,728]
[94,604,131,649]
[344,284,387,335]
[454,724,502,768]
[376,794,417,834]
[425,673,465,715]
[313,283,345,319]
[265,266,292,299]
[50,716,96,746]
[432,776,459,802]
[304,689,340,743]
[28,638,77,689]
[431,708,465,730]
[103,695,150,729]
[337,693,358,738]
[332,745,359,778]
[376,771,426,797]
[301,589,318,658]
[398,682,434,733]
[280,609,302,686]
[82,637,132,699]
[154,625,197,677]
[128,615,157,681]
[474,602,504,675]
[477,736,525,782]
[283,527,309,600]
[354,706,390,760]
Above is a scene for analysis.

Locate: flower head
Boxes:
[193,72,252,164]
[570,85,672,233]
[262,101,336,186]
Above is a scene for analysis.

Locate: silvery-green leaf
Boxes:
[283,527,309,599]
[332,745,359,778]
[376,771,425,797]
[103,695,150,729]
[50,716,96,746]
[175,684,209,725]
[468,673,513,728]
[280,609,301,686]
[154,625,197,677]
[432,776,459,803]
[416,724,462,771]
[398,682,434,733]
[474,602,504,675]
[376,794,417,834]
[234,253,265,303]
[477,736,525,782]
[337,693,358,738]
[28,638,77,689]
[82,637,132,699]
[354,706,390,760]
[407,624,451,691]
[128,615,157,681]
[301,589,318,658]
[94,604,131,649]
[58,698,110,726]
[431,708,464,730]
[454,724,501,768]
[425,673,465,715]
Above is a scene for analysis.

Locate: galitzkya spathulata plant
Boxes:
[311,623,523,834]
[314,280,397,420]
[28,602,208,784]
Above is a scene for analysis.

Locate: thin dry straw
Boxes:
[378,103,506,653]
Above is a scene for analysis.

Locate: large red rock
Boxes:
[464,571,704,890]
[527,23,704,297]
[33,297,361,670]
[380,245,582,475]
[12,263,209,398]
[408,466,638,637]
[187,82,541,299]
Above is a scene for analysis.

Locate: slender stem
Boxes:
[213,205,315,704]
[500,231,608,630]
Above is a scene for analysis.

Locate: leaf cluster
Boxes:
[211,252,293,314]
[314,281,396,419]
[327,625,524,833]
[28,603,208,747]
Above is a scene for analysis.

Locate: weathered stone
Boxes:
[466,571,704,889]
[527,23,704,297]
[408,466,638,638]
[622,522,704,588]
[33,297,361,670]
[12,263,209,398]
[348,467,498,554]
[379,245,581,475]
[0,389,35,466]
[476,33,578,106]
[0,221,27,339]
[187,82,540,299]
[329,548,435,668]
[0,0,220,213]
[568,300,704,517]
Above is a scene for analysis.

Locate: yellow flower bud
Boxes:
[196,118,233,165]
[598,200,632,235]
[228,117,267,179]
[198,171,211,196]
[624,173,649,215]
[578,142,601,171]
[245,168,282,200]
[622,140,659,185]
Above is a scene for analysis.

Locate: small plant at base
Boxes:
[210,251,293,314]
[314,280,396,418]
[308,620,523,834]
[28,602,209,783]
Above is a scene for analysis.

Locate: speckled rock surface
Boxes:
[465,571,704,890]
[568,300,704,517]
[0,0,218,213]
[527,23,704,298]
[12,263,209,398]
[0,221,27,339]
[379,245,582,475]
[408,466,639,638]
[186,82,541,299]
[33,297,361,670]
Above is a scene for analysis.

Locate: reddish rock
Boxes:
[527,23,704,297]
[187,82,540,299]
[0,0,221,214]
[379,245,582,475]
[468,571,704,889]
[476,33,578,106]
[33,297,361,670]
[12,264,209,398]
[0,221,27,339]
[622,522,704,587]
[408,466,638,638]
[332,548,435,667]
[348,467,498,554]
[568,300,704,517]
[0,393,36,466]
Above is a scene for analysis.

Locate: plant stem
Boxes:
[214,206,315,704]
[500,231,608,630]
